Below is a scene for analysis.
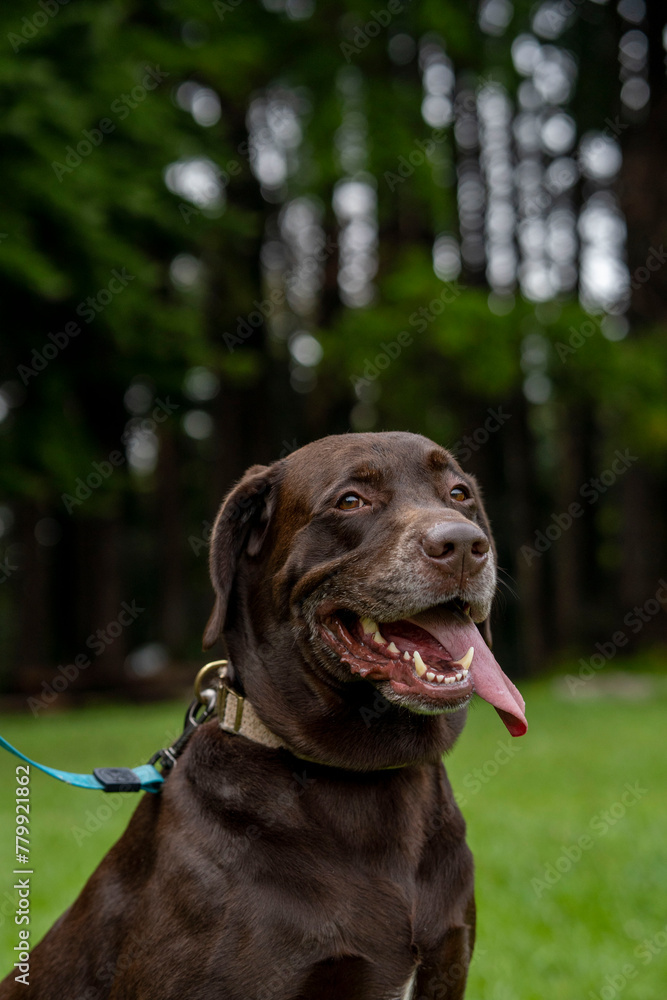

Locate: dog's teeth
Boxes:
[463,603,471,615]
[360,617,378,635]
[455,672,463,682]
[436,674,445,683]
[444,675,456,685]
[403,651,411,662]
[373,630,387,645]
[387,641,399,654]
[413,650,427,677]
[426,671,436,682]
[451,646,474,671]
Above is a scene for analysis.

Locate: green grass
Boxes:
[1,684,666,997]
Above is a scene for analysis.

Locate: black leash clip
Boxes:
[93,767,142,793]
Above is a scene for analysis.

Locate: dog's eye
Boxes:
[450,486,469,502]
[337,493,366,510]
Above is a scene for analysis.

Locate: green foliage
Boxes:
[1,0,664,490]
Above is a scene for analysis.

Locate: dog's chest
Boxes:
[148,818,427,998]
[136,751,472,999]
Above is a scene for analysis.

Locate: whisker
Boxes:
[495,568,518,602]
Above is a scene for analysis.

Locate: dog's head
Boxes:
[204,431,526,769]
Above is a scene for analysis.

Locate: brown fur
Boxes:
[1,431,504,999]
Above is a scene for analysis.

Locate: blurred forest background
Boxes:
[0,0,665,702]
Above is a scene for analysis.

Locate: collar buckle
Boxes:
[218,683,245,733]
[195,659,245,734]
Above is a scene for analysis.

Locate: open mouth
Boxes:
[321,601,527,736]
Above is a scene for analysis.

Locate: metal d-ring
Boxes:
[194,659,228,704]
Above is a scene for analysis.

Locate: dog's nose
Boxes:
[421,521,490,572]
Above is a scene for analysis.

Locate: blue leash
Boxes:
[0,661,226,794]
[0,735,164,793]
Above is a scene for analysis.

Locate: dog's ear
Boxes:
[203,462,282,650]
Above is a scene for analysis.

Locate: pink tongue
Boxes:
[408,609,527,737]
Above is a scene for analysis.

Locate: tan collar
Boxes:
[218,681,285,750]
[198,661,404,768]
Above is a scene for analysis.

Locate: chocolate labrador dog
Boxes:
[0,431,526,1000]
